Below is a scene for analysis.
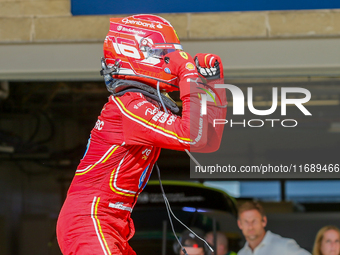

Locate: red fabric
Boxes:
[162,51,202,98]
[57,56,226,255]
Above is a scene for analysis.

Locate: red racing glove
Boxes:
[162,51,202,99]
[193,53,227,108]
[193,53,227,152]
[194,53,224,80]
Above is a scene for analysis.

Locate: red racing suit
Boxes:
[56,52,227,255]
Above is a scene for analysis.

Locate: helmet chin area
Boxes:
[121,73,180,93]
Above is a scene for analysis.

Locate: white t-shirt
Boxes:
[238,231,311,255]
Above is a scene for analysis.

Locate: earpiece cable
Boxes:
[157,81,168,112]
[156,78,213,253]
[155,163,188,255]
[155,163,214,254]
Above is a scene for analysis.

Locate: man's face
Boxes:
[320,229,340,255]
[237,209,267,242]
[180,247,205,255]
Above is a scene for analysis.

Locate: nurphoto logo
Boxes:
[201,84,312,128]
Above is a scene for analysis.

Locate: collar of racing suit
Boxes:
[108,79,180,114]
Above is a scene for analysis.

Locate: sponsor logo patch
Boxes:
[116,25,146,35]
[109,202,132,212]
[133,100,148,109]
[185,62,195,71]
[179,52,188,60]
[122,18,155,29]
[145,105,158,116]
[138,165,149,188]
[164,67,171,74]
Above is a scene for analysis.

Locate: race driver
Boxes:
[56,14,227,255]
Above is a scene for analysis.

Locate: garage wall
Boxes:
[1,2,340,80]
[1,0,340,43]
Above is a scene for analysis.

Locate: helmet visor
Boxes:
[145,43,183,58]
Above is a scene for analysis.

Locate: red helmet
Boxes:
[103,14,182,92]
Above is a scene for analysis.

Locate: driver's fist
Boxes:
[194,53,224,80]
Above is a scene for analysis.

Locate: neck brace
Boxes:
[107,79,180,114]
